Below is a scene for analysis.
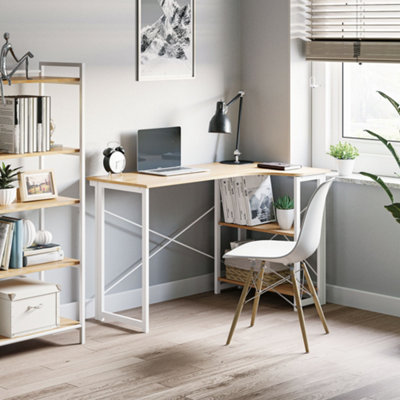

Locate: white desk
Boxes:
[88,163,330,333]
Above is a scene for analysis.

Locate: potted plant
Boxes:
[328,141,359,176]
[274,195,294,230]
[0,163,21,206]
[360,91,400,224]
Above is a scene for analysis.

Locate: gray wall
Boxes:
[2,0,241,307]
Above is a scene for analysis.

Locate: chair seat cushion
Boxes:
[223,240,296,265]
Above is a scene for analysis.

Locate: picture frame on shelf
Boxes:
[137,0,195,81]
[19,170,57,202]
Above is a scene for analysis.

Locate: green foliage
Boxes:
[274,195,294,210]
[328,141,359,160]
[360,91,400,225]
[0,163,21,189]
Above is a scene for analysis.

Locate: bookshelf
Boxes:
[0,62,85,346]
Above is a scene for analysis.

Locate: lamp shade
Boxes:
[208,101,232,134]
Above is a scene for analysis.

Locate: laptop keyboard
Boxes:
[152,167,190,172]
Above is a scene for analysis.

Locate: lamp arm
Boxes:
[235,94,244,152]
[226,90,245,107]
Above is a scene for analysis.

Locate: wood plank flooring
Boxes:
[1,289,400,400]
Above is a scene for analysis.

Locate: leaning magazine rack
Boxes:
[0,62,85,346]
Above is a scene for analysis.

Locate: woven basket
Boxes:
[225,265,290,288]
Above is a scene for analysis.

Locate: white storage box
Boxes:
[0,277,60,338]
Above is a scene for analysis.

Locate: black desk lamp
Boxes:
[209,91,252,164]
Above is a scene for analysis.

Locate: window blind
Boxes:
[305,0,400,62]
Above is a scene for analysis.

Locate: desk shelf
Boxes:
[0,147,79,160]
[3,76,80,85]
[219,221,294,237]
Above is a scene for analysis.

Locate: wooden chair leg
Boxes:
[302,262,329,334]
[250,263,265,327]
[290,267,309,353]
[226,269,253,345]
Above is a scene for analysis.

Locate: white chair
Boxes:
[223,179,333,353]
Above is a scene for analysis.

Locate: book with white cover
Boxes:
[0,97,19,154]
[232,177,247,225]
[241,175,276,226]
[219,179,233,223]
[23,249,64,267]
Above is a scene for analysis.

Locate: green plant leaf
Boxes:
[378,91,400,116]
[364,130,400,170]
[360,172,394,203]
[385,203,400,224]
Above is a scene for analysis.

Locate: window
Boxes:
[312,62,400,177]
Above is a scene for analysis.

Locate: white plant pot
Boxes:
[276,209,294,230]
[337,159,355,176]
[0,188,17,206]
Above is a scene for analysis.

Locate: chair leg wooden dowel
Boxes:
[302,262,329,334]
[290,268,309,353]
[250,264,265,327]
[226,269,253,345]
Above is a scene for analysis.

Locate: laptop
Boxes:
[137,127,208,176]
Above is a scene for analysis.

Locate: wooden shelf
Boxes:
[0,258,80,279]
[0,196,79,215]
[219,221,294,237]
[0,318,81,346]
[0,147,79,160]
[2,76,80,85]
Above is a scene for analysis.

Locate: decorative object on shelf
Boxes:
[34,230,53,245]
[49,119,62,150]
[23,219,36,247]
[209,91,252,164]
[360,91,400,224]
[327,141,359,176]
[19,169,57,202]
[274,195,294,230]
[0,163,21,206]
[103,143,126,174]
[137,0,195,81]
[0,32,34,104]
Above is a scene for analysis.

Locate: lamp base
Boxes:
[219,160,253,165]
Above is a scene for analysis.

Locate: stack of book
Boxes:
[0,217,24,270]
[23,243,64,267]
[219,176,276,226]
[0,95,51,154]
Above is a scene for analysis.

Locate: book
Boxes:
[257,162,301,171]
[23,243,61,257]
[219,180,230,223]
[27,97,38,153]
[241,175,276,226]
[232,177,247,225]
[0,97,19,154]
[0,217,23,269]
[23,248,64,267]
[0,223,10,270]
[0,220,14,270]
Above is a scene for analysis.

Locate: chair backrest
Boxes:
[283,179,334,265]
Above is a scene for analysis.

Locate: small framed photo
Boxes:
[19,170,57,202]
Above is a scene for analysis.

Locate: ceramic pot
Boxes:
[337,159,355,176]
[24,219,36,247]
[0,187,17,206]
[276,209,294,230]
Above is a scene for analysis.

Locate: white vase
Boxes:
[337,159,355,176]
[276,209,294,230]
[0,187,17,206]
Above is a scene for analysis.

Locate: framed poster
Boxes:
[137,0,195,81]
[19,170,57,202]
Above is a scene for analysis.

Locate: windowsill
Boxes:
[327,172,400,190]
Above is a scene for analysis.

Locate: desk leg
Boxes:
[317,176,327,305]
[214,180,221,294]
[95,183,105,321]
[293,177,301,310]
[142,188,150,333]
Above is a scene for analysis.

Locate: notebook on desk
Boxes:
[137,127,208,176]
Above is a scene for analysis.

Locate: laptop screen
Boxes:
[137,127,181,171]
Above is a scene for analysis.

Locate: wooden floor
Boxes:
[1,289,400,400]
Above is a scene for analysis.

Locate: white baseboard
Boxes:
[327,284,400,318]
[60,273,214,320]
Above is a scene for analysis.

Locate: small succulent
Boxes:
[328,141,359,160]
[274,195,294,210]
[0,163,21,189]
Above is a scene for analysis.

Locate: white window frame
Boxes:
[311,61,400,177]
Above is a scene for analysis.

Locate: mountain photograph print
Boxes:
[137,0,195,80]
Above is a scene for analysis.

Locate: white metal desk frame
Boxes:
[90,173,326,333]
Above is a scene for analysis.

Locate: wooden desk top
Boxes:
[87,163,330,189]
